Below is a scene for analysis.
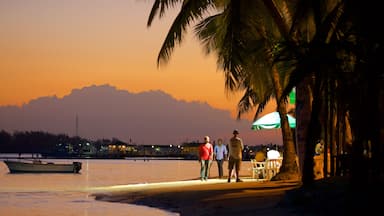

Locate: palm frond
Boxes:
[147,0,182,27]
[319,1,345,43]
[156,0,216,66]
[235,87,272,121]
[194,14,221,55]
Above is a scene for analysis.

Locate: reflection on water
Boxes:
[0,159,199,190]
[0,159,202,216]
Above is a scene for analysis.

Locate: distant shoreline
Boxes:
[0,154,195,160]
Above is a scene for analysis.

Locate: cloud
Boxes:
[0,84,281,145]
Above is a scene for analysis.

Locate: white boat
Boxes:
[3,159,82,174]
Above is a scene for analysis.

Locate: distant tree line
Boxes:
[0,130,123,157]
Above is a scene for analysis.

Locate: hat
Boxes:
[233,129,239,134]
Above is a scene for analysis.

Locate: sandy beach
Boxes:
[92,175,382,216]
[92,178,303,216]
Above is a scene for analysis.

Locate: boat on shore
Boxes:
[3,159,82,174]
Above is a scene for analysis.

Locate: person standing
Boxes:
[199,136,213,181]
[227,129,244,183]
[214,138,228,179]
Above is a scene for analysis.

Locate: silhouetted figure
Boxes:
[227,130,244,183]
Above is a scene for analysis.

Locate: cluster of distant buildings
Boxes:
[0,130,282,160]
[51,141,282,160]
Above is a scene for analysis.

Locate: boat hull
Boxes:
[3,160,82,173]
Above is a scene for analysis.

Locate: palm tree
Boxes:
[270,0,384,187]
[194,0,299,180]
[147,0,300,180]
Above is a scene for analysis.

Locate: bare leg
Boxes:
[231,169,237,178]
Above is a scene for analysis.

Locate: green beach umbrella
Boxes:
[251,112,296,130]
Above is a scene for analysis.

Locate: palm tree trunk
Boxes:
[302,73,322,186]
[270,66,299,180]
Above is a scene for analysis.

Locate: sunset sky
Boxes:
[0,0,273,120]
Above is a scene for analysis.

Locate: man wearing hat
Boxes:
[227,129,244,182]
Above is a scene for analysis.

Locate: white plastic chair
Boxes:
[265,158,282,179]
[250,159,266,179]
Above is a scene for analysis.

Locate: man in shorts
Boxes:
[227,129,244,182]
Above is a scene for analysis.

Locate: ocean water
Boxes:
[0,158,253,216]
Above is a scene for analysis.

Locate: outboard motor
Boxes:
[73,162,82,173]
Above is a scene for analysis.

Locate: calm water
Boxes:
[0,158,253,216]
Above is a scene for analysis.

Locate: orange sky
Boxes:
[0,0,278,120]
